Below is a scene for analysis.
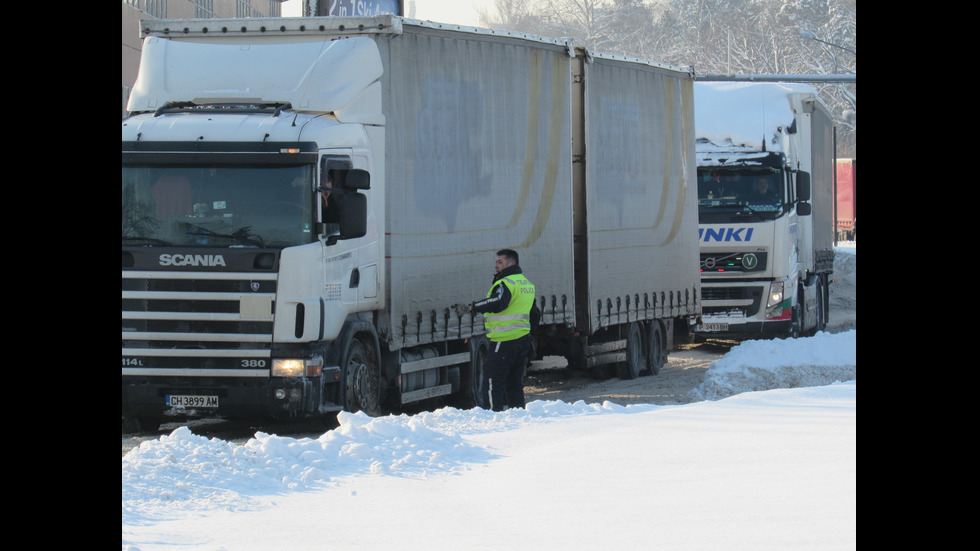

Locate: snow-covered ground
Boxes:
[122,246,856,551]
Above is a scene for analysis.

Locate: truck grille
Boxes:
[122,271,277,377]
[701,285,764,317]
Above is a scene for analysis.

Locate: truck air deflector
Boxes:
[129,25,385,117]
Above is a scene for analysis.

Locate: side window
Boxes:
[319,156,352,234]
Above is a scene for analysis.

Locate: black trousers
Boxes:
[482,335,532,411]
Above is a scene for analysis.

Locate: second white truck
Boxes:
[122,16,701,431]
[693,82,835,339]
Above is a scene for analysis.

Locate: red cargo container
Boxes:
[836,158,856,241]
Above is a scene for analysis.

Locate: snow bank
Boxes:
[123,325,857,524]
[122,399,652,524]
[688,330,856,401]
[835,242,857,285]
[122,379,857,551]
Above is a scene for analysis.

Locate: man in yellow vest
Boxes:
[455,249,538,411]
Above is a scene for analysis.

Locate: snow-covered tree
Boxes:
[478,0,855,157]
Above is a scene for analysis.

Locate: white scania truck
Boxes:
[122,16,700,431]
[692,82,834,339]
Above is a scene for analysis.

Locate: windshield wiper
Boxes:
[734,203,781,221]
[186,226,265,247]
[123,236,174,246]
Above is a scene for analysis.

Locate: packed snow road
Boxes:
[122,246,855,456]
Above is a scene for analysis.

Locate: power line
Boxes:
[696,74,855,83]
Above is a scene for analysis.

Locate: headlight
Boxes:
[272,357,323,378]
[272,359,305,377]
[767,282,784,308]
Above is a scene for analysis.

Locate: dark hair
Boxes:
[497,249,519,264]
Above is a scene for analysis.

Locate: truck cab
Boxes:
[692,82,834,341]
[122,103,377,431]
[696,148,814,337]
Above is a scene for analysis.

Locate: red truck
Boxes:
[836,159,856,241]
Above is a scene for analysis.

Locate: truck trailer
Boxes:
[692,82,834,340]
[122,16,700,431]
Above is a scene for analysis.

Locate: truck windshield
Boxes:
[697,168,784,223]
[122,164,315,248]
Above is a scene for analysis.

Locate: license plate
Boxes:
[697,323,729,332]
[166,394,219,408]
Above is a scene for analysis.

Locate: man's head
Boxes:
[495,249,519,273]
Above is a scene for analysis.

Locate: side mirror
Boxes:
[796,171,811,202]
[796,202,811,216]
[337,192,367,239]
[344,169,371,190]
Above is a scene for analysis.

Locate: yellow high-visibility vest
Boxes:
[484,274,535,342]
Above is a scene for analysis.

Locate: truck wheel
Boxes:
[619,322,645,380]
[789,302,802,339]
[812,280,827,334]
[343,338,382,416]
[823,276,831,320]
[645,321,666,376]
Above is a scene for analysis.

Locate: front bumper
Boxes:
[121,367,343,421]
[694,318,793,339]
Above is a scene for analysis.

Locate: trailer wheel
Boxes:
[343,337,382,416]
[619,322,645,380]
[645,321,666,376]
[452,339,487,410]
[471,340,489,409]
